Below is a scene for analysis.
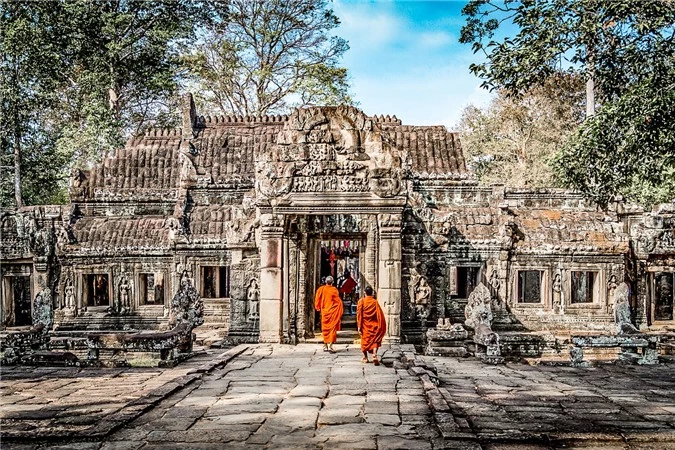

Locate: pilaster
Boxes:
[259,214,284,343]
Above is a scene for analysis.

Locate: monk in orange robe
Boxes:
[314,276,343,353]
[357,286,387,365]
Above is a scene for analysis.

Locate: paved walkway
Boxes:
[3,344,675,449]
[0,351,219,441]
[429,356,675,449]
[99,344,437,450]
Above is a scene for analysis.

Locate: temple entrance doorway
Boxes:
[653,272,674,322]
[312,236,367,332]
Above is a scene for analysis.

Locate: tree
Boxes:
[182,0,353,116]
[55,0,205,166]
[1,2,68,207]
[459,73,584,187]
[1,0,205,207]
[460,0,675,206]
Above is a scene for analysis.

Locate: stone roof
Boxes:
[70,216,172,253]
[191,122,284,185]
[71,132,182,201]
[511,208,628,254]
[380,125,466,177]
[71,106,467,201]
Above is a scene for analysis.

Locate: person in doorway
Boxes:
[357,286,386,365]
[314,275,343,353]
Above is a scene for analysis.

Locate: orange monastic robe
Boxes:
[357,295,387,353]
[315,285,343,344]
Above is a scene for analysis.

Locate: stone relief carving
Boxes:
[464,283,503,363]
[614,282,639,334]
[169,271,204,331]
[408,267,432,320]
[64,277,76,311]
[117,275,132,315]
[552,270,564,314]
[230,258,261,329]
[246,278,260,321]
[33,287,53,334]
[254,106,403,203]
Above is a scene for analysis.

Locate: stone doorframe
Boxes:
[257,206,404,344]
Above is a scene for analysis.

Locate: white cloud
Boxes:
[418,31,454,49]
[334,1,401,48]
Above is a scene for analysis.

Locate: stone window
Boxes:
[449,266,480,298]
[140,273,165,305]
[201,266,231,299]
[517,270,543,303]
[654,272,674,321]
[85,274,110,307]
[570,271,596,304]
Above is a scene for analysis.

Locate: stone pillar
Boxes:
[259,214,284,343]
[378,214,402,344]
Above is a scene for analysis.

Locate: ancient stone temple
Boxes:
[1,95,674,350]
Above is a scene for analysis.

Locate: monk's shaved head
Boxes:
[325,276,334,285]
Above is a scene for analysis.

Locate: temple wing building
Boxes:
[2,96,674,345]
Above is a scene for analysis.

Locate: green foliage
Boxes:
[1,0,206,207]
[459,73,584,187]
[461,0,675,206]
[554,75,675,205]
[2,0,354,207]
[182,0,353,116]
[1,1,69,207]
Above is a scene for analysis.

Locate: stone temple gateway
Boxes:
[1,95,674,355]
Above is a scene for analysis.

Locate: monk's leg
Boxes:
[361,351,369,363]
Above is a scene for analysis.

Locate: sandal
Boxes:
[328,348,336,354]
[373,356,380,366]
[361,357,369,364]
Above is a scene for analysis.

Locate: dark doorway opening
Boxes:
[86,274,110,307]
[12,276,32,326]
[315,238,364,331]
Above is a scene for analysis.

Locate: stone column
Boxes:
[378,214,402,344]
[259,214,284,343]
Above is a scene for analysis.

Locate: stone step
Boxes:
[305,330,361,344]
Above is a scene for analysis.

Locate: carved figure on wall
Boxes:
[552,271,563,314]
[118,275,131,314]
[606,273,619,314]
[64,278,75,311]
[408,267,432,320]
[246,278,260,321]
[614,282,639,334]
[488,267,500,297]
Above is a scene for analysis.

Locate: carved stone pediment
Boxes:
[254,106,403,203]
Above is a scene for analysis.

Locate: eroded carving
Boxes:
[614,282,639,334]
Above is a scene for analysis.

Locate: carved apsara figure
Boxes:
[246,278,260,321]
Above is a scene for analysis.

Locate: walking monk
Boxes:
[357,286,386,365]
[314,276,343,353]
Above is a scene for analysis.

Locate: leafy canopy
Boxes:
[182,0,352,116]
[459,73,584,187]
[461,0,675,206]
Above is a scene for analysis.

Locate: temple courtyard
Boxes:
[2,344,675,450]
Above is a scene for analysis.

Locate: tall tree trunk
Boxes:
[586,71,595,117]
[13,127,23,208]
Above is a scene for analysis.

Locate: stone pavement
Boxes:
[428,356,675,449]
[2,344,675,450]
[0,349,234,441]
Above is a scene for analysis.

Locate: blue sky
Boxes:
[332,0,493,129]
